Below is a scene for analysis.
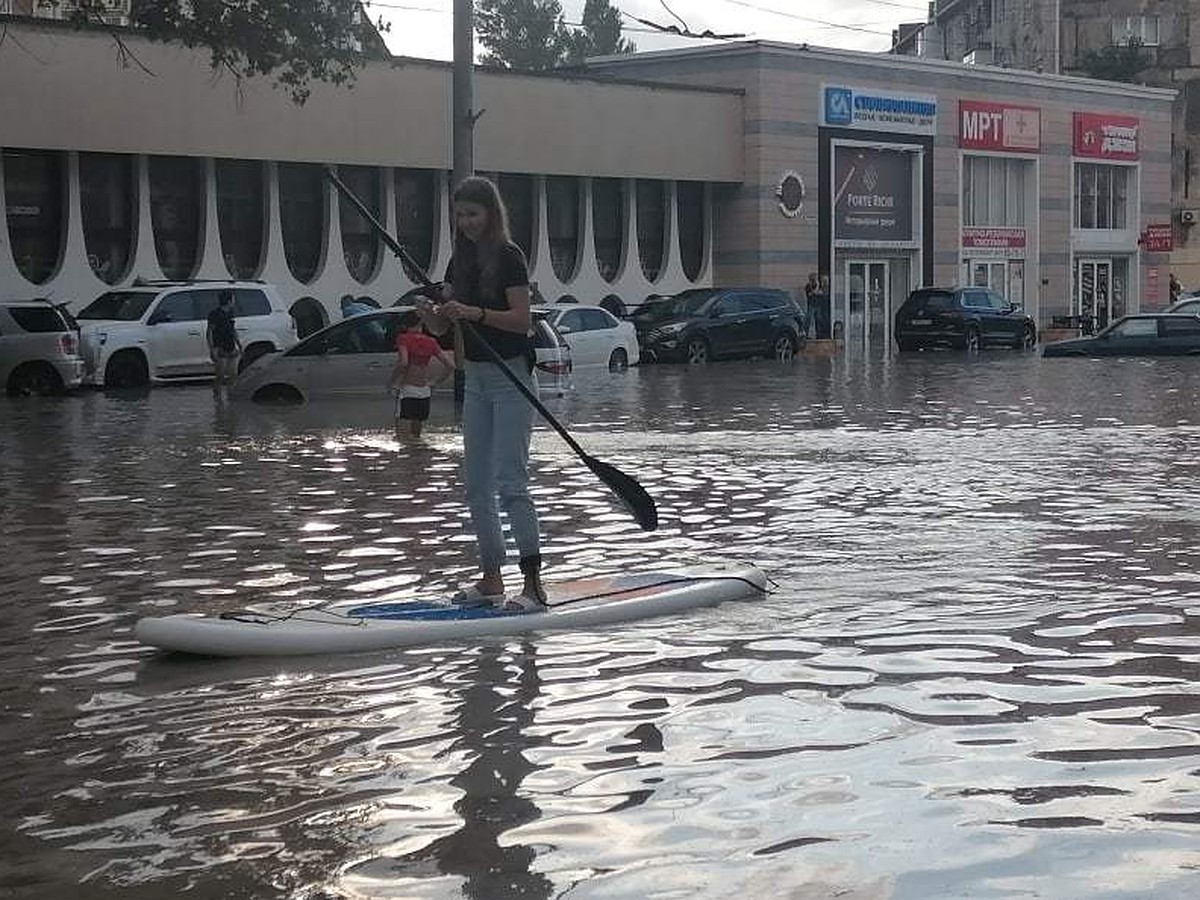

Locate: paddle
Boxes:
[324,167,658,531]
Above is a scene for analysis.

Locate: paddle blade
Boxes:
[583,454,658,531]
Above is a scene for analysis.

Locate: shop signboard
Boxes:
[1140,223,1172,252]
[1073,112,1139,161]
[962,226,1027,257]
[959,101,1040,152]
[822,85,937,135]
[833,146,914,243]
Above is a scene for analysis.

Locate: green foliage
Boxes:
[477,0,634,70]
[1076,39,1151,84]
[563,0,636,64]
[54,0,384,104]
[477,0,570,70]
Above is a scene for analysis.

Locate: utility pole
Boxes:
[451,0,474,405]
[452,0,475,189]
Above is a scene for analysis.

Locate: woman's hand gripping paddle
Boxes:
[324,167,658,531]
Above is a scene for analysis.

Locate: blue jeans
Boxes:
[462,358,540,571]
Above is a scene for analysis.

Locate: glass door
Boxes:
[844,260,890,355]
[1074,259,1112,333]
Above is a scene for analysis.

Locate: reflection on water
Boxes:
[3,353,1200,898]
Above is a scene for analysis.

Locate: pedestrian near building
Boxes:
[1170,272,1183,304]
[417,176,546,612]
[206,289,241,400]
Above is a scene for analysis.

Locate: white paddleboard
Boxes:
[134,564,768,657]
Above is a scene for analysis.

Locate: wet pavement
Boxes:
[2,350,1200,898]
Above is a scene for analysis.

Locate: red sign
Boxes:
[1074,112,1139,160]
[960,101,1041,152]
[962,226,1027,252]
[1141,223,1173,252]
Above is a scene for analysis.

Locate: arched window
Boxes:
[278,162,326,284]
[216,158,266,279]
[337,165,382,283]
[395,168,436,272]
[636,180,666,282]
[148,155,204,281]
[290,296,328,339]
[546,176,580,282]
[592,178,624,283]
[3,149,64,285]
[80,153,136,285]
[677,181,705,281]
[499,173,534,261]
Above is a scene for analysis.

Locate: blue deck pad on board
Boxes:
[345,601,524,620]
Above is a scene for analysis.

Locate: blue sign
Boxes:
[821,85,937,135]
[824,87,853,126]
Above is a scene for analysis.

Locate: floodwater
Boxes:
[3,350,1200,899]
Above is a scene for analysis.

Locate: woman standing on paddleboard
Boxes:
[418,177,546,612]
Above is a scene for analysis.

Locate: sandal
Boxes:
[500,591,547,613]
[450,584,506,608]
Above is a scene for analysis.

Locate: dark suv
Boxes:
[894,287,1037,352]
[637,287,805,363]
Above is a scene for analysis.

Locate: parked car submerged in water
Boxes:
[637,287,804,364]
[0,299,83,396]
[233,307,573,403]
[1042,313,1200,357]
[540,304,639,371]
[75,280,297,388]
[894,286,1037,352]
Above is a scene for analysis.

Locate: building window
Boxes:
[546,176,580,281]
[677,181,705,281]
[636,179,666,281]
[215,158,266,279]
[149,155,204,281]
[337,165,382,283]
[592,178,625,283]
[3,149,64,285]
[1112,15,1159,47]
[962,156,1027,226]
[394,168,436,273]
[79,152,136,284]
[499,173,534,262]
[279,162,326,284]
[1074,163,1130,230]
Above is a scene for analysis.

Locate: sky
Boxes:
[373,0,931,62]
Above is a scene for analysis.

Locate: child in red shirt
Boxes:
[391,310,456,436]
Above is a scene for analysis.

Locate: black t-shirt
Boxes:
[445,241,532,362]
[207,306,237,353]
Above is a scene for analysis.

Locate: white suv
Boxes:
[76,281,298,388]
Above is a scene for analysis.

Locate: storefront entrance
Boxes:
[837,258,911,356]
[967,259,1026,307]
[1074,258,1127,332]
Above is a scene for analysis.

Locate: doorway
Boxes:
[842,260,891,355]
[1074,258,1112,332]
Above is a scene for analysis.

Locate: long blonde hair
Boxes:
[452,176,513,298]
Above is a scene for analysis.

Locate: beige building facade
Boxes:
[590,42,1174,351]
[0,22,1176,356]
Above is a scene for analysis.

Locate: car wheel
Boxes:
[964,326,982,353]
[685,337,710,364]
[106,352,149,388]
[252,383,304,405]
[6,362,63,397]
[770,332,797,362]
[608,348,629,372]
[1016,324,1037,350]
[239,342,275,373]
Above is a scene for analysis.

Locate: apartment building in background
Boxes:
[893,1,1200,288]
